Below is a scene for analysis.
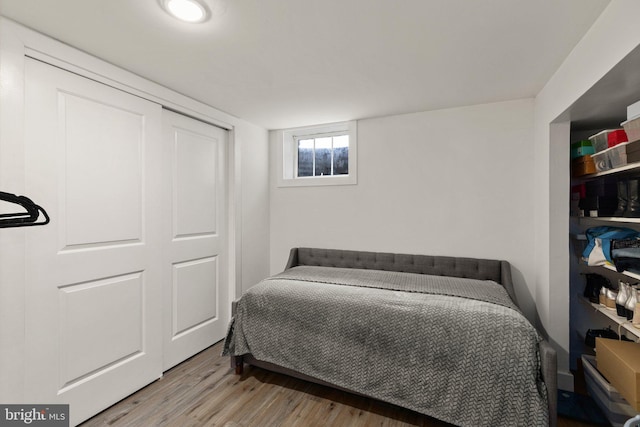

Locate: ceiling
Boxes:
[0,0,610,130]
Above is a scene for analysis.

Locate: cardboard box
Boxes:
[596,338,640,411]
[571,140,595,159]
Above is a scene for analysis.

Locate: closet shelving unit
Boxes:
[566,45,640,368]
[571,162,640,346]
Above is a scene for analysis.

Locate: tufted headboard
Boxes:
[284,247,518,305]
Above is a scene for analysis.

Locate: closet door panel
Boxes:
[61,92,143,248]
[59,272,144,388]
[23,58,163,426]
[172,257,218,336]
[173,131,218,237]
[163,110,228,370]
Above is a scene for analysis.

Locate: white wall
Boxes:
[534,0,640,390]
[270,99,538,321]
[234,122,270,294]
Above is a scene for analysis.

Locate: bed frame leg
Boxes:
[233,355,244,375]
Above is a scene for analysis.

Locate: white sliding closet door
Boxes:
[162,110,228,370]
[23,58,164,425]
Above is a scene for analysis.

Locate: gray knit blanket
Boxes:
[223,266,548,427]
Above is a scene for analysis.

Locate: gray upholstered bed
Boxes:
[224,248,557,427]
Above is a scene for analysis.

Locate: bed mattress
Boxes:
[224,265,548,427]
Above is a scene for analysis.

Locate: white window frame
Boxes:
[277,121,357,187]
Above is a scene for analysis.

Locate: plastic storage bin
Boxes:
[609,129,629,147]
[609,143,629,168]
[591,130,617,152]
[592,150,612,172]
[622,116,640,143]
[583,354,638,427]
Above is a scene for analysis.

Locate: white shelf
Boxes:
[578,216,640,225]
[601,263,640,281]
[577,160,640,180]
[578,295,640,340]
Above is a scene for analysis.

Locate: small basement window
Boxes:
[278,121,357,187]
[296,133,349,177]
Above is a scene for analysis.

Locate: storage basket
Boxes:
[622,116,640,143]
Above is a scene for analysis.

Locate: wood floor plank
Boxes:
[80,341,594,427]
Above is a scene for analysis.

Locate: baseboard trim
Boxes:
[558,370,574,392]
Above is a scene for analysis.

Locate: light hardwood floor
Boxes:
[81,341,594,427]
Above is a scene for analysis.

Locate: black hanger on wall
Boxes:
[0,191,50,228]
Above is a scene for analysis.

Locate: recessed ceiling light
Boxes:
[160,0,209,23]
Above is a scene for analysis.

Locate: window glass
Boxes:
[297,139,314,177]
[333,135,349,175]
[314,137,332,176]
[295,135,350,178]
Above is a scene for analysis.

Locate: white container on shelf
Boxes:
[622,116,640,143]
[582,354,638,427]
[592,149,612,172]
[590,130,617,152]
[628,100,640,120]
[609,143,629,168]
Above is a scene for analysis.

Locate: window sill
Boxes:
[277,174,357,188]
